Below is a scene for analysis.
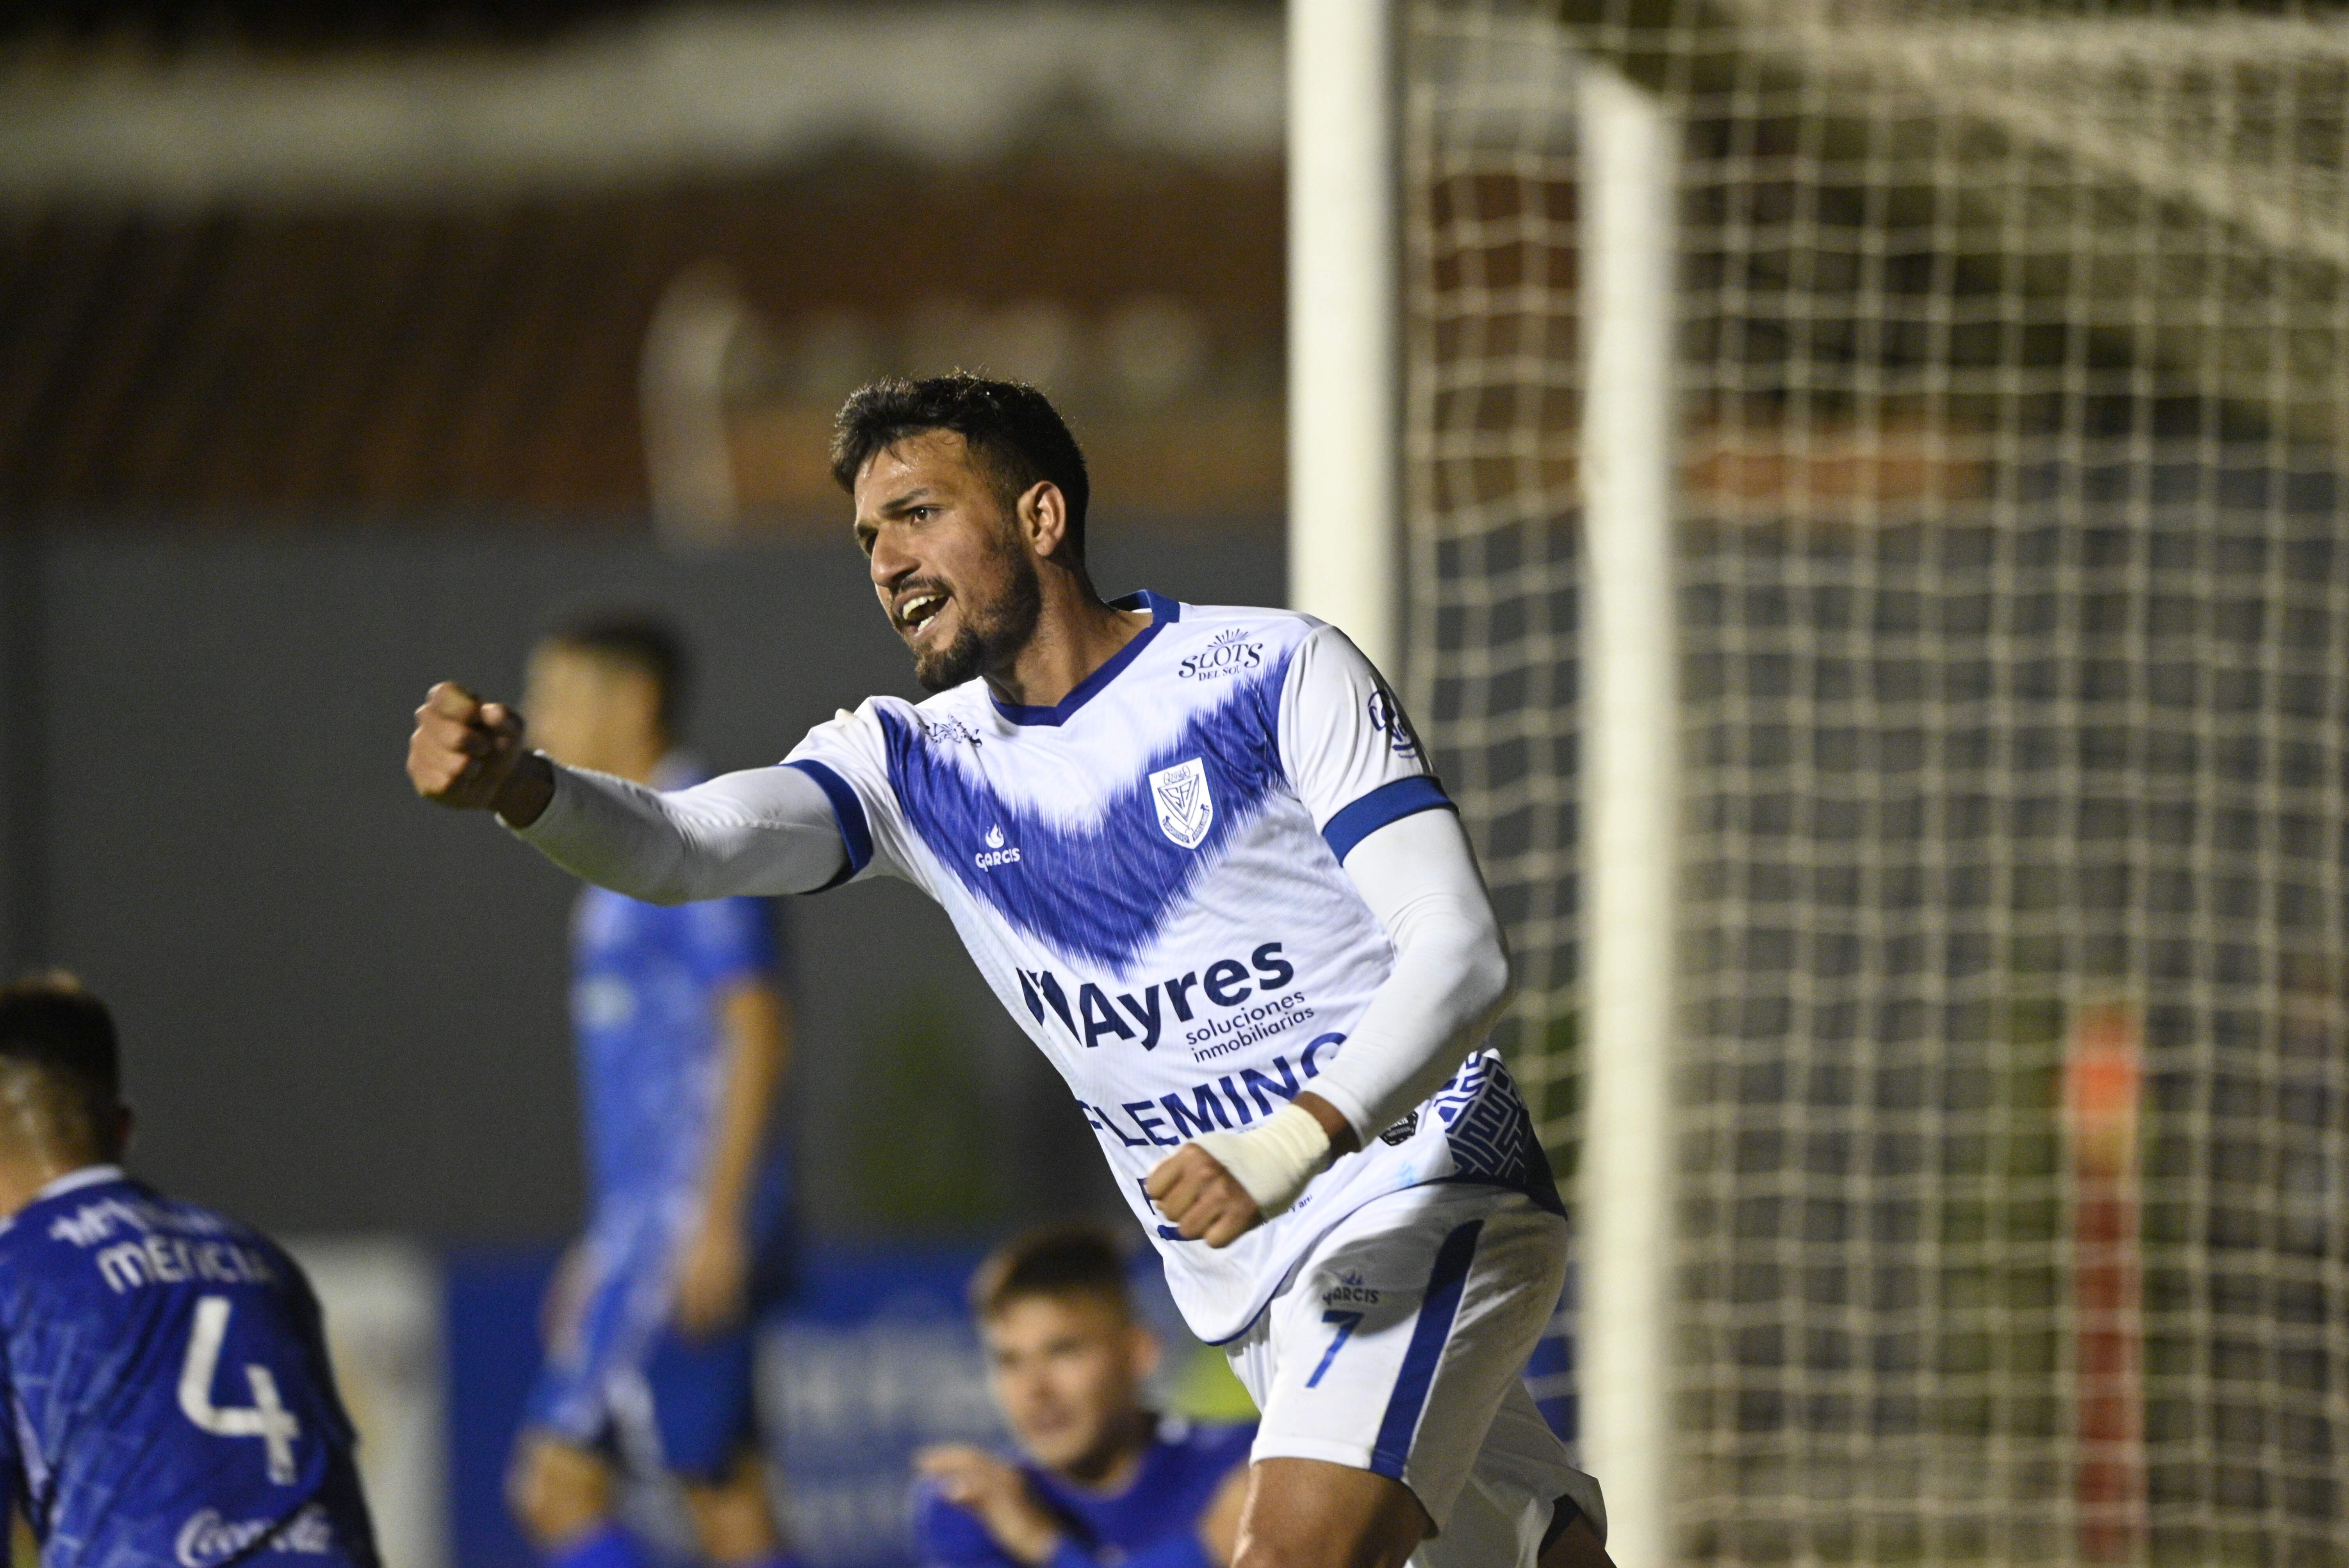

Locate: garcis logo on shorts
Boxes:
[974,823,1022,870]
[1322,1270,1380,1307]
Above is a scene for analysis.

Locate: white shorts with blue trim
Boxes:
[1226,1183,1605,1566]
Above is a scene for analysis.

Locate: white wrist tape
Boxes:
[1189,1103,1335,1218]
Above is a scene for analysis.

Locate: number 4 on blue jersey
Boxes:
[178,1295,302,1484]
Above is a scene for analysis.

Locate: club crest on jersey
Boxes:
[1149,758,1214,848]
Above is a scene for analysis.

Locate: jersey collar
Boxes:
[988,590,1181,728]
[34,1164,123,1203]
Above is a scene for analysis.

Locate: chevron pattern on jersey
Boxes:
[878,652,1295,969]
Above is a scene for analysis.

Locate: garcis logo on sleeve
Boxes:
[1149,759,1213,848]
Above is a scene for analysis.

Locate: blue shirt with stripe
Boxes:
[0,1168,376,1568]
[570,759,791,1242]
[914,1417,1254,1568]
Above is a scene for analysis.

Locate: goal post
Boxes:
[1402,3,2349,1566]
[1287,0,1400,674]
[1297,16,1681,1554]
[1576,61,1680,1568]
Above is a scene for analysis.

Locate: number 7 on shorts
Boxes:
[1306,1310,1364,1389]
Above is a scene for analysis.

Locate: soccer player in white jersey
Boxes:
[407,375,1612,1568]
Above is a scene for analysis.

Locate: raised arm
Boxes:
[407,681,847,901]
[1295,805,1512,1139]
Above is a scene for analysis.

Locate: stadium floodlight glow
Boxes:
[1288,0,1399,674]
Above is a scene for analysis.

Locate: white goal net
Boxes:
[1402,2,2349,1563]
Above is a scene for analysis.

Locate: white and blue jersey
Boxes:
[782,593,1558,1342]
[913,1416,1253,1568]
[0,1167,376,1568]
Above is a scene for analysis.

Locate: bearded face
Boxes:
[856,431,1054,693]
[909,527,1043,691]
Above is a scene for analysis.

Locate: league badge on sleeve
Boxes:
[1149,758,1214,849]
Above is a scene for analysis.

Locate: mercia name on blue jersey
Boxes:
[0,1167,376,1568]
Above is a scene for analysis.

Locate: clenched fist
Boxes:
[407,681,551,823]
[1144,1143,1265,1249]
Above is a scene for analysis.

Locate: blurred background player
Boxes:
[505,614,800,1568]
[914,1227,1251,1568]
[0,974,378,1568]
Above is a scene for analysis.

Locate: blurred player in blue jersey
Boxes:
[0,974,378,1568]
[505,615,799,1568]
[914,1227,1251,1568]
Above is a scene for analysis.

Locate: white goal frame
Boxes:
[1576,61,1679,1568]
[1287,0,1400,674]
[1290,13,1681,1562]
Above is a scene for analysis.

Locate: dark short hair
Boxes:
[0,973,122,1140]
[970,1224,1132,1319]
[830,374,1091,559]
[542,611,689,739]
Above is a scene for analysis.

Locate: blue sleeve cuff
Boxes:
[783,760,873,890]
[1321,775,1455,863]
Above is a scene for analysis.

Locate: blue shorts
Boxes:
[524,1310,760,1482]
[522,1205,792,1483]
